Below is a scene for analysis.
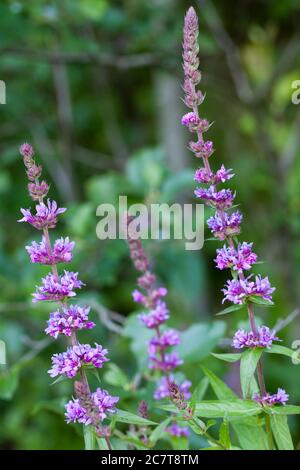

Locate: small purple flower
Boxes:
[33,271,84,302]
[195,186,235,209]
[214,165,234,183]
[166,422,190,437]
[232,326,279,349]
[222,275,275,305]
[154,376,192,400]
[91,388,119,421]
[181,112,201,129]
[65,399,89,425]
[26,237,75,265]
[190,139,214,158]
[139,301,170,329]
[28,181,49,200]
[20,142,34,159]
[215,242,257,272]
[149,351,183,373]
[48,343,109,378]
[194,167,214,184]
[253,388,289,406]
[132,289,144,303]
[148,329,180,350]
[207,211,243,240]
[19,199,66,230]
[45,305,95,339]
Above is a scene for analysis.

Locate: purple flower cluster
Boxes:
[26,237,75,265]
[48,343,108,378]
[45,305,95,339]
[65,389,119,424]
[232,326,279,349]
[154,376,192,400]
[215,242,257,272]
[222,275,275,305]
[253,388,289,406]
[32,271,84,302]
[19,143,118,437]
[125,214,191,406]
[165,422,190,438]
[19,199,66,230]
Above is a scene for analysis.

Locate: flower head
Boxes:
[139,301,169,329]
[19,199,66,230]
[207,211,243,240]
[48,343,109,378]
[28,181,49,200]
[154,376,191,400]
[166,422,190,438]
[149,351,183,373]
[222,275,275,305]
[45,305,95,339]
[195,186,235,209]
[253,388,289,406]
[26,236,75,265]
[190,140,214,158]
[232,326,279,349]
[33,271,84,302]
[215,242,257,272]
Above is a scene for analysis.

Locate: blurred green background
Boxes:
[0,0,300,449]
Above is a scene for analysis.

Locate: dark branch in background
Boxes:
[198,0,254,103]
[52,60,77,200]
[0,47,160,69]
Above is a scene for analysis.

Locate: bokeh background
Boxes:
[1,0,300,449]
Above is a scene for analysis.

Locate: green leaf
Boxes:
[194,400,262,418]
[149,418,171,446]
[240,348,263,398]
[0,366,19,400]
[219,421,231,449]
[123,314,153,371]
[190,377,209,410]
[161,170,195,203]
[266,344,299,361]
[83,426,96,450]
[248,296,273,306]
[96,437,110,450]
[216,304,244,316]
[211,352,242,363]
[265,405,300,415]
[270,414,294,450]
[115,409,157,426]
[177,322,226,362]
[202,367,269,450]
[103,363,129,388]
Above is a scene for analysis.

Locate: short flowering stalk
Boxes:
[19,143,118,448]
[125,214,191,436]
[182,7,288,447]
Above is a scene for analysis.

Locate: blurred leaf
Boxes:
[211,352,241,363]
[240,348,263,398]
[216,304,245,316]
[177,322,226,362]
[83,426,96,450]
[160,170,195,203]
[123,313,153,371]
[270,414,294,450]
[0,365,19,400]
[114,409,157,426]
[126,147,167,193]
[103,363,129,388]
[190,377,209,410]
[149,417,171,446]
[219,421,231,449]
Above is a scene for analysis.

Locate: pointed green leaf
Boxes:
[216,304,244,316]
[193,400,262,418]
[190,377,209,410]
[265,405,300,415]
[240,348,263,398]
[115,409,157,426]
[83,426,96,450]
[270,414,294,450]
[266,344,299,361]
[248,296,273,306]
[149,418,171,446]
[211,352,242,363]
[219,421,231,449]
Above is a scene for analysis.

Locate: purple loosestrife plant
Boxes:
[19,143,118,448]
[182,7,292,448]
[125,214,191,437]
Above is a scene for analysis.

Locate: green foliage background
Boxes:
[0,0,300,449]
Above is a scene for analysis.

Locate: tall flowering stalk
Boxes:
[182,6,288,442]
[125,214,191,437]
[19,143,118,448]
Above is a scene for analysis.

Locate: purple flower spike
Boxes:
[195,186,235,209]
[26,236,75,265]
[139,301,170,329]
[32,271,84,302]
[65,389,118,425]
[45,305,95,339]
[154,376,192,400]
[232,326,280,349]
[19,199,66,230]
[149,351,183,373]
